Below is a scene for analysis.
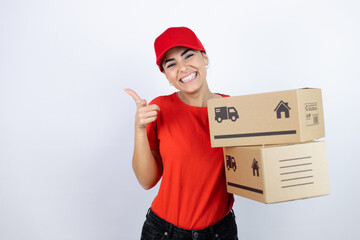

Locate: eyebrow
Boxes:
[163,49,194,65]
[181,48,192,57]
[164,58,175,65]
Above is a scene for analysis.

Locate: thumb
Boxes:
[141,99,147,106]
[124,88,147,107]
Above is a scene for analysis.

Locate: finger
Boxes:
[137,105,160,128]
[146,104,160,112]
[124,88,144,106]
[139,116,158,126]
[138,109,159,119]
[137,106,160,121]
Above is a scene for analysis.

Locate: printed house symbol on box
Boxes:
[274,100,291,119]
[252,158,260,177]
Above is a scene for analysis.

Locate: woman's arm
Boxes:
[125,89,162,190]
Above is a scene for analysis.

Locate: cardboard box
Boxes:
[223,141,329,203]
[208,88,325,147]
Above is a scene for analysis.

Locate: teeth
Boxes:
[181,73,196,83]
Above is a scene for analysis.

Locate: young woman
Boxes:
[125,27,238,240]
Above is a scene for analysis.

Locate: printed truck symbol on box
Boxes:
[215,107,239,123]
[226,155,237,171]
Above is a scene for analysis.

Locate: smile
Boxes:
[180,72,197,84]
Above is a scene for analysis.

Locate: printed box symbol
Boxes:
[305,103,319,126]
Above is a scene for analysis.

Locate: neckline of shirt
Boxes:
[174,92,225,110]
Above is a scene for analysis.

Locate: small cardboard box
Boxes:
[223,141,329,203]
[208,88,325,147]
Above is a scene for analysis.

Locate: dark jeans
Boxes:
[141,208,238,240]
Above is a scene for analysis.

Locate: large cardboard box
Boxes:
[223,141,329,203]
[208,88,325,147]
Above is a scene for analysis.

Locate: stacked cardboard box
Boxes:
[207,88,330,203]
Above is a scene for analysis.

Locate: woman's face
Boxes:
[162,47,208,94]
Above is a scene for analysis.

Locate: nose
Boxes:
[178,59,189,72]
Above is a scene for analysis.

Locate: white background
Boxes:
[1,0,359,239]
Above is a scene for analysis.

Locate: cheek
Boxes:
[194,56,207,68]
[165,71,177,82]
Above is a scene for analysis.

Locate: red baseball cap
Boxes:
[154,27,206,71]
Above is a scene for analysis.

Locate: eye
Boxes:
[185,53,194,59]
[166,62,176,69]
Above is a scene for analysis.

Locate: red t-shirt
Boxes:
[146,92,234,230]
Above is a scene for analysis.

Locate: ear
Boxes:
[201,52,209,66]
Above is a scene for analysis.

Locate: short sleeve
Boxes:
[146,118,159,152]
[146,98,160,153]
